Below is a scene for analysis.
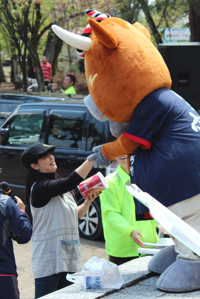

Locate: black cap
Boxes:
[21,143,55,169]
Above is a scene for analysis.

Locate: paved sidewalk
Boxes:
[40,256,200,299]
[14,240,200,299]
[14,240,34,299]
[13,238,108,299]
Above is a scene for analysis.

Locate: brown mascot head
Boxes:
[52,10,171,125]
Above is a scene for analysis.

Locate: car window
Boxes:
[5,111,44,145]
[86,114,107,150]
[0,103,20,124]
[48,109,86,149]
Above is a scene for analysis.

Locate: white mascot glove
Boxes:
[87,145,111,168]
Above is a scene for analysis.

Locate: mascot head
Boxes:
[52,10,171,127]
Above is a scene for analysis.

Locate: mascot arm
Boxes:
[102,134,139,160]
[87,135,139,168]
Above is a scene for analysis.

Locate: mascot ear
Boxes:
[133,22,151,40]
[88,18,118,49]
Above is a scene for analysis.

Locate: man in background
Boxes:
[41,56,52,91]
[27,56,52,92]
[61,74,76,95]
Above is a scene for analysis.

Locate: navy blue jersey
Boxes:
[124,88,200,214]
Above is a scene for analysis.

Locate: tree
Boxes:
[139,0,163,44]
[0,41,6,83]
[26,1,53,81]
[49,0,123,75]
[49,1,91,74]
[0,0,28,89]
[189,0,200,41]
[0,62,5,84]
[1,0,199,91]
[0,0,54,91]
[117,0,200,45]
[111,0,192,45]
[0,0,114,89]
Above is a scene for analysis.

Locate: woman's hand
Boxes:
[85,188,102,203]
[77,189,101,218]
[130,230,145,247]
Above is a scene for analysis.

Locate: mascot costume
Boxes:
[52,10,200,293]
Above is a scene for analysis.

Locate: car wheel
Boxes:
[77,197,103,240]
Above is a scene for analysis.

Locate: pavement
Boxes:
[39,256,200,299]
[13,238,108,299]
[14,239,200,299]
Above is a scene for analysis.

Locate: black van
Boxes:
[0,99,115,240]
[0,93,76,125]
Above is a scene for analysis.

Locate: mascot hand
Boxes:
[87,145,111,168]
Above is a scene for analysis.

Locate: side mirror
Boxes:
[0,128,9,143]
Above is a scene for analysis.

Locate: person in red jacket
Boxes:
[41,56,52,91]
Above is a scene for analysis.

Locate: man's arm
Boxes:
[8,197,32,244]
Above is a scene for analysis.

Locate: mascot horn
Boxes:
[52,9,200,293]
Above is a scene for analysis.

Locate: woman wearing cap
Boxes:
[21,143,97,298]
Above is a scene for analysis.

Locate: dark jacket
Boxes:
[0,194,32,276]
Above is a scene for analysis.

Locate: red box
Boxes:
[78,172,108,199]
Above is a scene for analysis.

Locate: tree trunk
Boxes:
[12,55,20,89]
[67,44,72,66]
[139,0,163,45]
[27,54,36,78]
[27,41,44,92]
[44,30,63,77]
[52,38,63,77]
[44,30,56,65]
[0,62,6,83]
[28,33,41,78]
[189,0,200,41]
[19,52,27,91]
[0,41,6,83]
